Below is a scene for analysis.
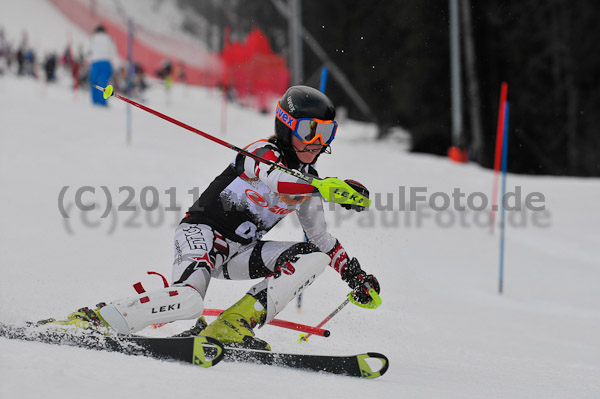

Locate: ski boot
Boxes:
[173,316,208,337]
[198,294,271,351]
[38,302,111,331]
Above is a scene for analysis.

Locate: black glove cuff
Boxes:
[341,258,366,287]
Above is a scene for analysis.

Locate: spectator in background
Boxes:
[44,52,57,82]
[16,43,26,76]
[133,62,147,98]
[62,44,81,90]
[177,60,186,83]
[154,59,173,104]
[155,58,172,80]
[0,28,8,75]
[24,47,36,77]
[89,25,115,106]
[75,44,89,90]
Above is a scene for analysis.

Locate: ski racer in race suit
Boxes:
[59,86,380,350]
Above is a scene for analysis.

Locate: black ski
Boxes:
[0,322,223,368]
[0,322,388,378]
[222,346,389,379]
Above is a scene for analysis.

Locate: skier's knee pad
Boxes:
[99,286,204,334]
[265,252,329,323]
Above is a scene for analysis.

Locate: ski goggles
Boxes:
[276,101,338,145]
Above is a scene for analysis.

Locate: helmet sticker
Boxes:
[287,95,296,113]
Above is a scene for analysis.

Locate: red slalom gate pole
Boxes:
[202,309,330,337]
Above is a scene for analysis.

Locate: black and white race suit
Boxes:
[172,138,350,310]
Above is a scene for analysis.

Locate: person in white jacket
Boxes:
[89,25,115,106]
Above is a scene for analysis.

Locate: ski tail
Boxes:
[0,321,224,368]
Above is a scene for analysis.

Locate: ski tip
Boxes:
[357,352,389,379]
[103,85,114,100]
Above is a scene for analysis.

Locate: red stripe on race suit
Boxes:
[260,149,279,163]
[277,181,315,195]
[254,149,279,176]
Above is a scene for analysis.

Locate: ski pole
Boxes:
[201,309,330,337]
[299,297,350,343]
[298,287,382,343]
[93,85,370,208]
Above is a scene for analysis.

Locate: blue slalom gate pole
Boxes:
[319,66,328,93]
[498,102,510,294]
[126,19,134,145]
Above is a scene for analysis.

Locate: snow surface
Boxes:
[1,2,600,398]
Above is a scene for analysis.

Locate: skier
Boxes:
[89,25,116,106]
[50,86,380,350]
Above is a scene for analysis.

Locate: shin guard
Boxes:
[99,286,204,334]
[265,252,329,323]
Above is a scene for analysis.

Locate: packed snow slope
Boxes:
[1,2,600,399]
[1,77,599,399]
